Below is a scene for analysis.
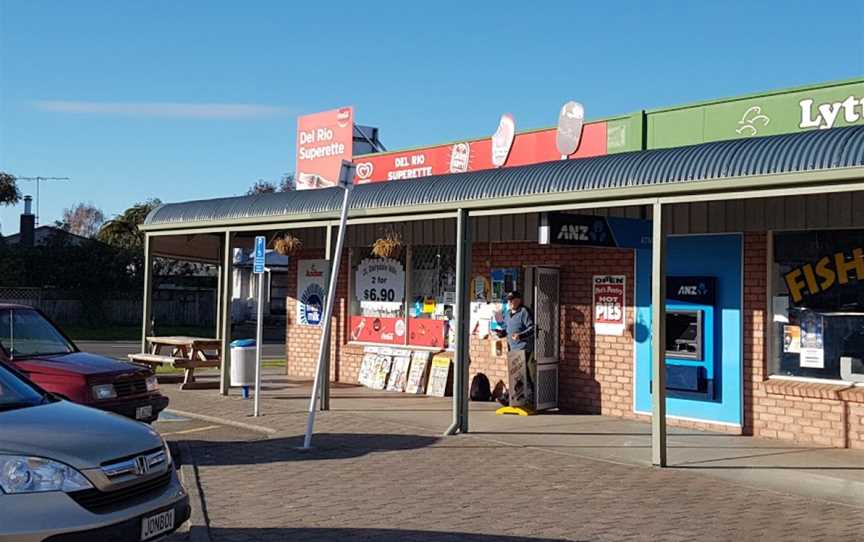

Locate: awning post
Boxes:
[651,201,668,467]
[445,208,471,435]
[141,233,154,353]
[219,232,234,396]
[320,224,334,411]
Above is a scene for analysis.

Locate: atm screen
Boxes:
[666,310,703,360]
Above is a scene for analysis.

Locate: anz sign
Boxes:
[539,212,650,250]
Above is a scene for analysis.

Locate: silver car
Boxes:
[0,361,189,541]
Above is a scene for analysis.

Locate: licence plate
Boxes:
[136,405,153,420]
[141,508,174,540]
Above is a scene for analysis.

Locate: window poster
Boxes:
[783,325,801,354]
[593,275,626,336]
[297,259,328,326]
[799,312,825,368]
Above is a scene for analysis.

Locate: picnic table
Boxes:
[128,336,222,390]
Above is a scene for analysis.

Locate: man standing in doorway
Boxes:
[504,291,535,407]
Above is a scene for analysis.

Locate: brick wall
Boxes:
[284,234,863,448]
[745,232,864,449]
[285,248,349,382]
[465,242,635,415]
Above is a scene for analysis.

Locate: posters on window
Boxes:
[355,258,405,309]
[799,312,825,368]
[297,260,328,326]
[783,325,801,354]
[593,275,626,336]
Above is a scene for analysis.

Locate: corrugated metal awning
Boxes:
[143,125,864,230]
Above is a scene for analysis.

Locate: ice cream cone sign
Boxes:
[491,113,516,167]
[556,101,585,158]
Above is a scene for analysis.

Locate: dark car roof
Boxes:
[0,303,33,310]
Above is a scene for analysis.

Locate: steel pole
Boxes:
[304,183,351,449]
[651,200,668,467]
[254,269,265,416]
[445,209,471,435]
[140,234,153,353]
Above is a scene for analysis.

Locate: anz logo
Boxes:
[557,224,590,241]
[677,283,709,297]
[557,220,607,243]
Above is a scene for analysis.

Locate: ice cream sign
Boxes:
[295,107,354,190]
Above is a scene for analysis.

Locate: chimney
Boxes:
[20,195,35,247]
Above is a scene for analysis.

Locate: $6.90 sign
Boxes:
[355,258,405,304]
[593,275,625,336]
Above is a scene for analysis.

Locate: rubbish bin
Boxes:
[230,339,256,398]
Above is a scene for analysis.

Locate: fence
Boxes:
[0,286,216,327]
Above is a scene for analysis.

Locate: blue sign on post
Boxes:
[253,236,266,274]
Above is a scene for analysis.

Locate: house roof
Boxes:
[143,125,864,231]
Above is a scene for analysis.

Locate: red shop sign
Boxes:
[408,318,447,348]
[296,106,354,190]
[354,121,607,184]
[348,316,406,345]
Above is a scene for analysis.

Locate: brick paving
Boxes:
[161,378,864,542]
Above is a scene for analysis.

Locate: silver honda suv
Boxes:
[0,361,190,541]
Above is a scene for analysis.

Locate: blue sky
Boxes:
[1,1,862,233]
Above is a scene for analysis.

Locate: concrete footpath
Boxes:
[160,370,864,541]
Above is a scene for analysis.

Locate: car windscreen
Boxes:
[0,362,45,409]
[0,309,75,359]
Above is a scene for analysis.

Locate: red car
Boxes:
[0,304,169,423]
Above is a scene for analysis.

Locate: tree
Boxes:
[246,172,295,195]
[0,171,19,206]
[97,198,161,251]
[247,179,278,195]
[278,172,295,192]
[58,202,105,238]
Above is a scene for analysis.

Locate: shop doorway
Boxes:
[525,266,560,410]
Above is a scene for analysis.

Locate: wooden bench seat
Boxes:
[128,353,221,389]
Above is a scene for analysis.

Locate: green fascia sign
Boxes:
[646,78,864,149]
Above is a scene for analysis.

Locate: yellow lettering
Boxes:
[814,256,836,290]
[784,268,807,303]
[834,249,864,284]
[802,264,819,295]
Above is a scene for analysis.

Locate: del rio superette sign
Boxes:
[353,117,607,184]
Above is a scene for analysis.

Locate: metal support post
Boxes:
[320,224,334,411]
[445,208,471,435]
[140,234,154,353]
[651,201,668,467]
[219,232,234,396]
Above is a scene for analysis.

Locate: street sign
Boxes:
[254,236,266,274]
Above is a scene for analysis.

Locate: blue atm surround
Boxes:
[634,235,743,426]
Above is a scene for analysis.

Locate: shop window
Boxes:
[348,249,407,345]
[408,246,456,349]
[347,245,457,349]
[771,230,864,381]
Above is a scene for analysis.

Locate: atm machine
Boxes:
[524,266,560,411]
[663,276,717,400]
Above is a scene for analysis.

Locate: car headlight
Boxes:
[0,455,93,494]
[145,375,159,392]
[91,383,117,400]
[162,438,173,467]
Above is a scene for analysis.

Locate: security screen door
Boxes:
[532,266,560,410]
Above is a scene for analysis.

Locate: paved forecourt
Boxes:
[158,374,864,542]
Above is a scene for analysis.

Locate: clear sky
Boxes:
[1,1,862,233]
